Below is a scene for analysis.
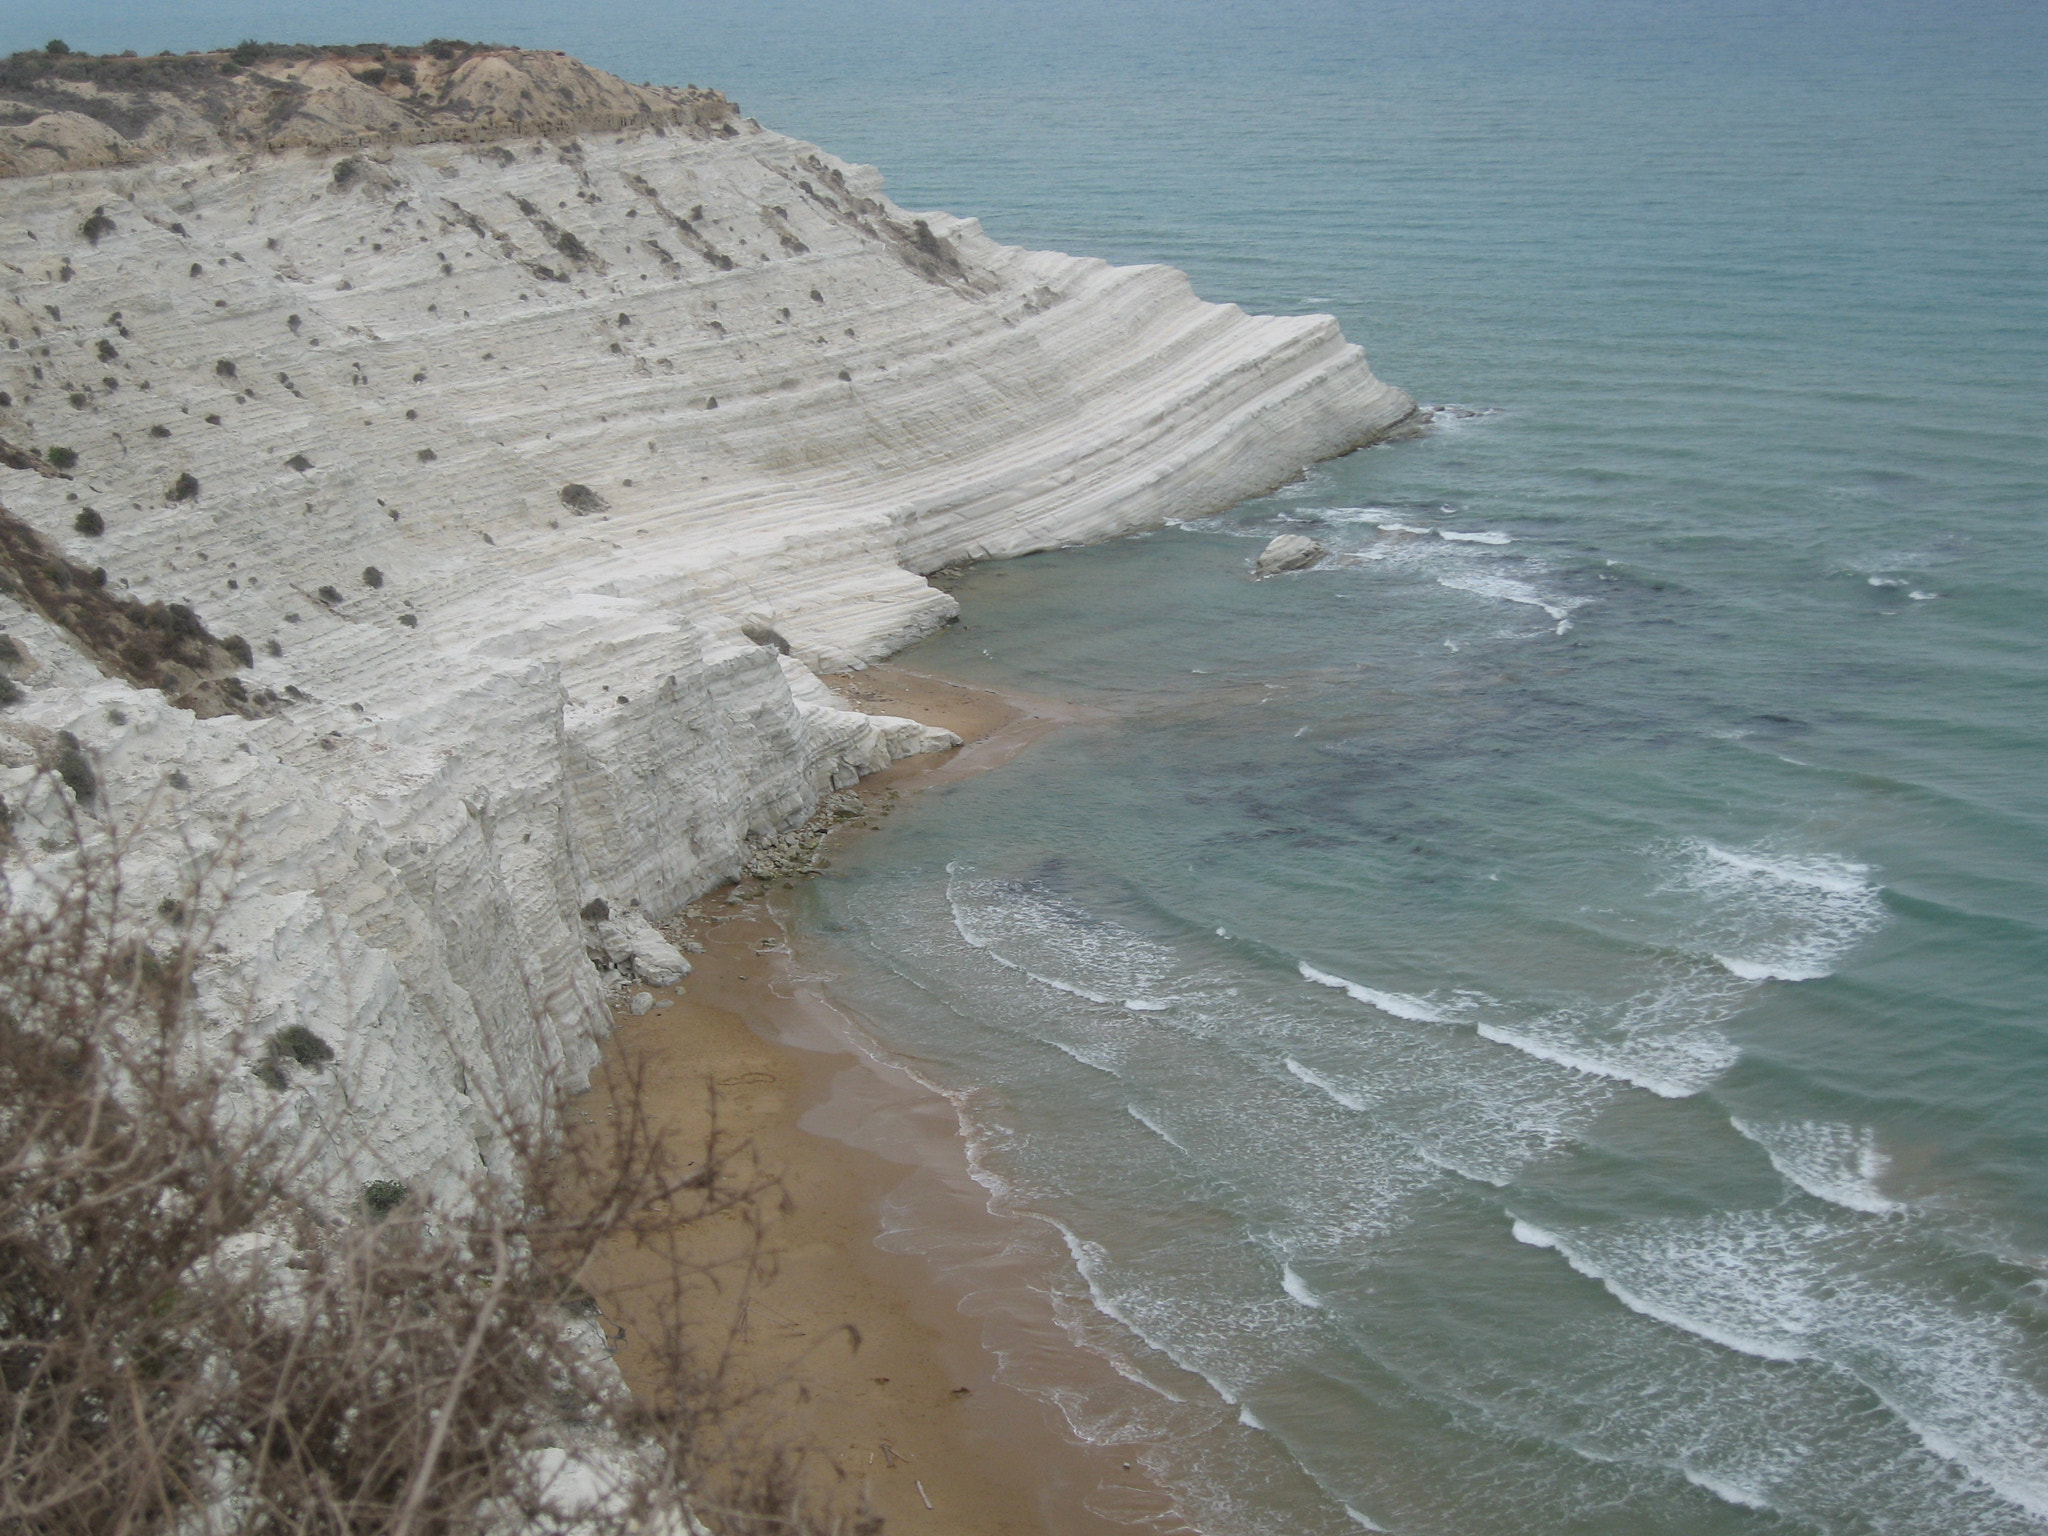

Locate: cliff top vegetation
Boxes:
[0,40,739,178]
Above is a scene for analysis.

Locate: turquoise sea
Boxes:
[20,2,2047,1530]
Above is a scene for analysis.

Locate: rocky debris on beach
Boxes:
[1254,534,1327,576]
[583,903,692,986]
[741,788,867,880]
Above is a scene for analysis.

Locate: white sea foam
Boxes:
[945,865,1177,1007]
[1300,960,1732,1101]
[1438,528,1513,544]
[1415,1145,1515,1188]
[1343,1506,1388,1532]
[1237,1406,1265,1430]
[1127,1103,1189,1152]
[1435,569,1588,632]
[1280,1264,1323,1308]
[1731,1118,1904,1213]
[1680,1467,1779,1512]
[1475,1021,1705,1098]
[1424,403,1502,431]
[1285,1057,1368,1111]
[1697,842,1872,895]
[1300,504,1406,525]
[1298,963,1447,1022]
[1522,1209,2048,1519]
[1511,1217,1814,1362]
[1713,953,1823,981]
[1675,841,1885,982]
[1377,521,1434,535]
[1043,1035,1118,1073]
[1025,966,1114,1004]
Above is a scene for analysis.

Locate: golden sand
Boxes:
[582,665,1155,1535]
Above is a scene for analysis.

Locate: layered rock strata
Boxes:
[0,54,1415,1197]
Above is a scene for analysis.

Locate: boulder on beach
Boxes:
[597,911,692,987]
[1254,534,1327,577]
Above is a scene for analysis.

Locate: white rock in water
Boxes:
[629,992,654,1017]
[0,60,1414,1204]
[1255,535,1328,576]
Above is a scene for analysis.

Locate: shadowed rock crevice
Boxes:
[0,502,276,717]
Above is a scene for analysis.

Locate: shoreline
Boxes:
[583,664,1163,1535]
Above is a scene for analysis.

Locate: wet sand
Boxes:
[581,665,1157,1536]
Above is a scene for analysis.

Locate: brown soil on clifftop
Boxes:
[0,42,739,178]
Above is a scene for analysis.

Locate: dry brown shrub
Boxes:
[0,775,868,1536]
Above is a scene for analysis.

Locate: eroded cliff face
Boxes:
[0,60,1415,1199]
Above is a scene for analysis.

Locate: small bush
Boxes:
[580,897,610,923]
[45,446,77,470]
[398,612,417,628]
[0,637,22,667]
[361,566,384,589]
[167,471,198,502]
[214,359,237,379]
[45,38,69,55]
[316,585,342,606]
[0,677,21,707]
[285,453,312,472]
[222,635,253,667]
[0,804,854,1536]
[268,1023,335,1069]
[332,157,362,189]
[71,509,103,537]
[148,423,171,438]
[95,338,118,362]
[558,483,606,514]
[54,733,95,805]
[416,447,437,462]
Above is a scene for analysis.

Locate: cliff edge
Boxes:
[0,40,735,177]
[0,45,1417,1199]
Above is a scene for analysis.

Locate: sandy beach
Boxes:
[581,665,1157,1536]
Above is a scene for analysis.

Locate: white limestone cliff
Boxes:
[0,68,1415,1199]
